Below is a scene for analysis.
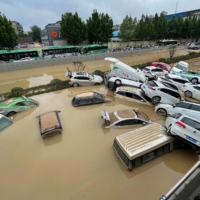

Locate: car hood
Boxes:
[104,94,114,102]
[0,102,6,108]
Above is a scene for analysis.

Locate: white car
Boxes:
[13,57,35,62]
[114,86,151,105]
[165,113,200,152]
[180,84,200,100]
[141,80,183,105]
[170,61,189,74]
[143,66,168,78]
[155,101,200,118]
[65,71,103,87]
[101,109,150,128]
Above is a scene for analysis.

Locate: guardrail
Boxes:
[160,160,200,200]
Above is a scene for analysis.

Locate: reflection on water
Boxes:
[0,85,198,200]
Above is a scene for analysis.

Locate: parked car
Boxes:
[165,113,200,152]
[0,114,13,131]
[155,101,200,118]
[72,91,113,107]
[101,109,150,128]
[65,71,103,87]
[114,86,151,105]
[0,96,39,116]
[170,61,189,74]
[180,84,200,100]
[104,57,146,82]
[172,70,200,84]
[143,66,168,78]
[104,72,142,90]
[141,80,184,105]
[37,110,62,139]
[151,62,171,73]
[188,42,200,50]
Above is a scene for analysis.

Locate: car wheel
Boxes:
[167,125,172,135]
[7,111,16,117]
[157,108,167,117]
[108,82,115,90]
[184,90,192,98]
[94,83,100,85]
[73,83,79,87]
[115,79,121,85]
[191,78,198,84]
[151,96,161,105]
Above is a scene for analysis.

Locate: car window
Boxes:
[24,101,37,106]
[175,102,190,109]
[181,117,200,131]
[91,98,104,103]
[170,113,182,119]
[172,78,188,84]
[153,69,163,72]
[116,91,126,96]
[125,92,133,98]
[194,86,200,91]
[115,119,137,126]
[16,102,26,106]
[160,88,180,98]
[78,99,91,105]
[132,94,144,101]
[147,81,158,87]
[190,104,200,112]
[160,82,178,91]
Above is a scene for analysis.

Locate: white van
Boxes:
[113,123,174,170]
[170,61,189,74]
[104,57,146,83]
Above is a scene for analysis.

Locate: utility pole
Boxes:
[175,2,179,14]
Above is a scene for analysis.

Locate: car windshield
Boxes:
[134,110,149,121]
[0,116,13,131]
[2,99,14,106]
[88,73,94,80]
[174,63,188,71]
[95,93,105,100]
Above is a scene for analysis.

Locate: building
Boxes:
[11,21,24,34]
[41,21,67,46]
[149,8,200,20]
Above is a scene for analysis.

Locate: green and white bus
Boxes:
[0,49,40,62]
[79,44,108,54]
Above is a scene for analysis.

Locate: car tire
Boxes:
[73,83,79,87]
[157,108,167,117]
[151,96,161,105]
[7,111,16,117]
[94,83,100,85]
[191,78,198,84]
[108,82,115,90]
[184,90,192,98]
[167,125,172,135]
[115,79,121,85]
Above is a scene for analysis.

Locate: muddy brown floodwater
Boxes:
[0,49,199,200]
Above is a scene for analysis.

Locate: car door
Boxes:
[159,88,181,104]
[172,102,191,116]
[193,86,200,100]
[78,76,90,86]
[15,102,27,112]
[24,101,37,110]
[189,104,200,119]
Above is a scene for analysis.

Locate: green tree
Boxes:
[18,32,30,38]
[167,16,177,38]
[157,13,168,39]
[87,10,113,43]
[60,12,87,45]
[118,15,137,42]
[28,25,41,43]
[188,15,198,41]
[169,45,177,60]
[0,14,18,49]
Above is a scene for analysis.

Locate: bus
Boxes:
[156,39,178,46]
[42,46,79,57]
[79,44,108,54]
[113,123,175,171]
[0,49,40,62]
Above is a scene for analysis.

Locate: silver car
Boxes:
[65,71,103,87]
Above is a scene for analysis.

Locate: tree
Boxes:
[169,45,177,60]
[87,10,113,43]
[71,61,86,72]
[0,14,18,49]
[157,13,168,39]
[60,12,87,45]
[167,16,177,38]
[18,32,30,38]
[28,25,41,43]
[118,15,137,42]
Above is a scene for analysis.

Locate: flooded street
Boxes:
[0,85,198,200]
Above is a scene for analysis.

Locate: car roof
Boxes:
[152,62,170,66]
[117,109,136,118]
[116,86,138,93]
[75,92,95,98]
[73,72,88,76]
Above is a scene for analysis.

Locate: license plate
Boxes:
[185,135,197,144]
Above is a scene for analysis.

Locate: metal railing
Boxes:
[160,160,200,200]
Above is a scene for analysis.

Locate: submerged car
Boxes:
[72,91,113,107]
[180,84,200,100]
[65,71,103,87]
[0,114,13,131]
[114,86,151,105]
[150,62,171,73]
[0,96,39,116]
[101,109,150,128]
[37,110,62,139]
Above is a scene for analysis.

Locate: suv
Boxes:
[165,113,200,152]
[155,101,200,118]
[114,86,151,105]
[141,80,183,105]
[72,92,113,107]
[65,71,103,87]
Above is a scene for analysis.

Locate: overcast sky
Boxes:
[1,0,199,31]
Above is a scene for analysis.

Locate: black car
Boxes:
[72,92,113,107]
